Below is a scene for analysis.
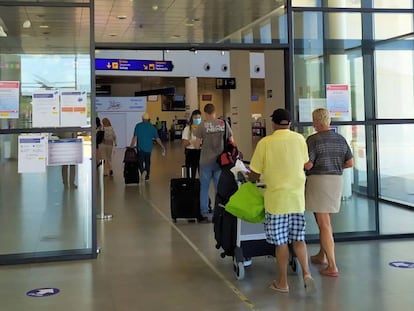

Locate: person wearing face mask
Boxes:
[182,109,202,179]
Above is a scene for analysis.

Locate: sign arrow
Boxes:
[389,261,414,268]
[106,62,111,69]
[27,287,60,297]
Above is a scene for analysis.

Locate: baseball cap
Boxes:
[270,109,291,125]
[142,112,150,120]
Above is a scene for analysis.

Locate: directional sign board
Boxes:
[216,78,236,89]
[389,261,414,268]
[26,287,60,297]
[95,59,174,72]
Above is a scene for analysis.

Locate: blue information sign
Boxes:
[95,59,174,72]
[389,261,414,268]
[26,287,60,297]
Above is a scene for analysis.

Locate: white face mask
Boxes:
[193,118,201,125]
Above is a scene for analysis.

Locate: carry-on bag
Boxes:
[123,147,139,184]
[170,166,202,222]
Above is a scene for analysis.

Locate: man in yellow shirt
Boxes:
[248,108,316,294]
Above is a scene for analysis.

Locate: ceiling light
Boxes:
[39,25,49,29]
[23,20,31,28]
[117,15,127,20]
[0,26,7,37]
[152,5,158,11]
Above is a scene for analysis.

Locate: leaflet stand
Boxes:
[97,160,113,220]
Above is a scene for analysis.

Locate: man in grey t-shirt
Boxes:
[194,103,233,222]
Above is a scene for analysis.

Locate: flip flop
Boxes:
[269,281,289,293]
[319,268,339,277]
[310,256,328,265]
[304,277,317,294]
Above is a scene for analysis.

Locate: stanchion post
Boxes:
[97,159,113,220]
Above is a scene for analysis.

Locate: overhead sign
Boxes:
[95,59,174,72]
[26,287,60,297]
[216,78,236,89]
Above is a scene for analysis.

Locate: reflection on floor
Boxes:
[1,140,414,310]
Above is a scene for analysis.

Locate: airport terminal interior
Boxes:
[1,0,414,310]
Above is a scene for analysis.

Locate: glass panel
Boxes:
[378,124,414,235]
[375,50,414,119]
[326,0,361,8]
[300,125,375,234]
[373,0,413,9]
[260,22,272,44]
[0,132,92,255]
[293,12,364,123]
[292,0,321,6]
[378,124,414,207]
[374,14,413,40]
[0,2,93,263]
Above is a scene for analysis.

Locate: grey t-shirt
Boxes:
[194,118,233,165]
[306,130,353,175]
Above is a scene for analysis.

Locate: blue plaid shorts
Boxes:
[264,213,306,246]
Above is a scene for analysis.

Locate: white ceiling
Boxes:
[0,0,286,54]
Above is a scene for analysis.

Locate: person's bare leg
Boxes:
[315,213,338,275]
[292,240,317,293]
[310,212,327,264]
[273,244,289,290]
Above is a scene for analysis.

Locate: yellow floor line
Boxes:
[148,201,260,311]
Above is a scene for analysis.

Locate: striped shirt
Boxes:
[306,130,353,176]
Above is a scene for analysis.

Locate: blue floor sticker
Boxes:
[26,288,60,297]
[389,261,414,268]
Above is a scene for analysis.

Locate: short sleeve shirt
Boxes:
[182,125,197,149]
[194,118,232,165]
[133,121,159,153]
[306,130,353,175]
[249,129,309,215]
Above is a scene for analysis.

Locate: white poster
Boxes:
[47,138,83,166]
[0,81,20,119]
[18,135,47,173]
[32,90,60,127]
[60,90,88,127]
[326,84,350,119]
[298,98,327,122]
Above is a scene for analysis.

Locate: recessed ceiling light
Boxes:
[185,22,194,27]
[109,33,117,37]
[117,15,127,20]
[171,34,181,38]
[23,20,31,28]
[39,25,49,29]
[152,5,158,11]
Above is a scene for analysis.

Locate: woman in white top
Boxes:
[182,109,202,178]
[101,117,117,176]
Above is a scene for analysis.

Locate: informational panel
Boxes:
[32,90,60,127]
[18,135,47,173]
[326,84,350,120]
[96,97,147,148]
[298,98,326,122]
[60,90,88,127]
[0,81,20,119]
[47,138,83,166]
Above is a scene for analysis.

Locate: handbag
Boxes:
[216,120,241,168]
[225,181,265,223]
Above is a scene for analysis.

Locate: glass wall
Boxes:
[0,1,95,264]
[292,2,414,239]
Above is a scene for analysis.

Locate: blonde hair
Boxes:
[102,118,112,126]
[312,108,331,127]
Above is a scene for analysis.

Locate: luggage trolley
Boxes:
[214,169,297,280]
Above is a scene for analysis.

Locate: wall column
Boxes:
[185,77,199,116]
[229,51,252,160]
[264,50,286,134]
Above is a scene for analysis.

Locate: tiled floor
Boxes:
[1,140,414,311]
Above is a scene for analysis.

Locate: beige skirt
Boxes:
[305,175,343,213]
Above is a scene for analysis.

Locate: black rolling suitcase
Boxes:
[213,169,239,256]
[123,147,140,184]
[170,166,202,222]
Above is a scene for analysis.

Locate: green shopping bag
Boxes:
[225,181,265,223]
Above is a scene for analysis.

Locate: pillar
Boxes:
[229,51,252,160]
[185,77,199,116]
